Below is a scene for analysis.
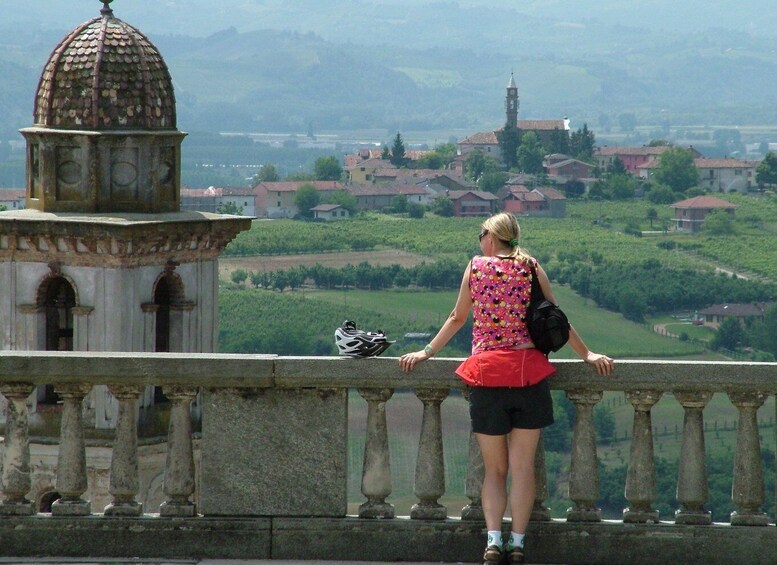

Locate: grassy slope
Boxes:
[305,285,707,359]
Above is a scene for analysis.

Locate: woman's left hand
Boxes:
[399,350,430,373]
[586,352,615,377]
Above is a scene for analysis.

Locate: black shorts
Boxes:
[468,380,554,435]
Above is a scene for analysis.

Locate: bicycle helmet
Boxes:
[335,320,395,358]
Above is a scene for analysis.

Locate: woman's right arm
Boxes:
[399,261,473,372]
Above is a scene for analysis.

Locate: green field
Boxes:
[305,285,709,359]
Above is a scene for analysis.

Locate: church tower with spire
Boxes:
[505,72,519,128]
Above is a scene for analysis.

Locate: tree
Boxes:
[230,269,248,285]
[414,152,443,169]
[563,180,585,198]
[216,202,243,215]
[255,163,279,183]
[607,174,637,200]
[546,127,570,155]
[407,203,425,218]
[496,122,521,170]
[433,142,457,165]
[701,209,735,235]
[389,132,409,167]
[322,190,357,215]
[432,195,454,217]
[606,156,627,176]
[646,208,658,228]
[391,194,408,213]
[314,156,343,181]
[756,152,777,187]
[646,183,677,204]
[478,171,509,194]
[569,123,596,161]
[711,316,745,351]
[294,183,320,218]
[464,149,499,181]
[517,131,545,174]
[652,147,699,193]
[380,145,390,160]
[749,304,777,356]
[594,405,616,445]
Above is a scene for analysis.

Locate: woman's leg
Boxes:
[475,432,509,532]
[506,428,541,535]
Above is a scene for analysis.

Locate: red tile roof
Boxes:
[595,146,672,157]
[670,196,737,209]
[254,181,346,193]
[693,158,758,169]
[459,131,499,145]
[447,190,499,201]
[349,183,427,196]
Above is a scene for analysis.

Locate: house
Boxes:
[349,183,429,211]
[446,190,499,217]
[0,189,26,211]
[670,195,737,232]
[180,186,256,216]
[502,185,566,218]
[693,158,758,193]
[595,146,703,175]
[346,158,395,184]
[344,147,432,169]
[253,181,347,218]
[544,154,595,182]
[697,302,775,329]
[310,204,350,221]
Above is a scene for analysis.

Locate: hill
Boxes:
[3,1,777,139]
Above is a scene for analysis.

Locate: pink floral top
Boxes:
[469,255,536,354]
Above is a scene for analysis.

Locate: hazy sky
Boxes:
[6,0,777,39]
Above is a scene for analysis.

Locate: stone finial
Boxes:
[101,0,114,16]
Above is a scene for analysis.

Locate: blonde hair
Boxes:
[481,212,532,262]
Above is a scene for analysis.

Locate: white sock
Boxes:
[507,532,525,550]
[486,530,503,548]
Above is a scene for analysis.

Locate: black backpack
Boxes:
[528,264,570,354]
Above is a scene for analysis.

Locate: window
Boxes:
[43,276,76,404]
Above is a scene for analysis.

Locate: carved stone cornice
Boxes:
[0,210,251,267]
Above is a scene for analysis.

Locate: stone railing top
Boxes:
[0,352,775,393]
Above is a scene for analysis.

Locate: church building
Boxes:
[457,73,570,162]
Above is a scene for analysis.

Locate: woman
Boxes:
[399,212,614,565]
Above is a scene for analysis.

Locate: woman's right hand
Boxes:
[399,350,430,373]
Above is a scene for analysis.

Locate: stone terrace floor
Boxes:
[0,561,479,565]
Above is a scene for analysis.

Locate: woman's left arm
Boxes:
[536,262,615,377]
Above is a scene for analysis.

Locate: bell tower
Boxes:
[505,72,519,128]
[0,1,251,428]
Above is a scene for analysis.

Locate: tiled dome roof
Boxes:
[33,2,176,130]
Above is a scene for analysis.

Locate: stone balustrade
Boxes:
[0,352,775,564]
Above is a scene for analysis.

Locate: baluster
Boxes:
[160,386,198,517]
[104,385,143,516]
[623,390,661,523]
[530,433,552,521]
[674,391,712,525]
[411,388,448,520]
[729,391,769,526]
[357,387,395,519]
[461,388,484,521]
[0,384,35,515]
[566,389,603,522]
[52,383,92,516]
